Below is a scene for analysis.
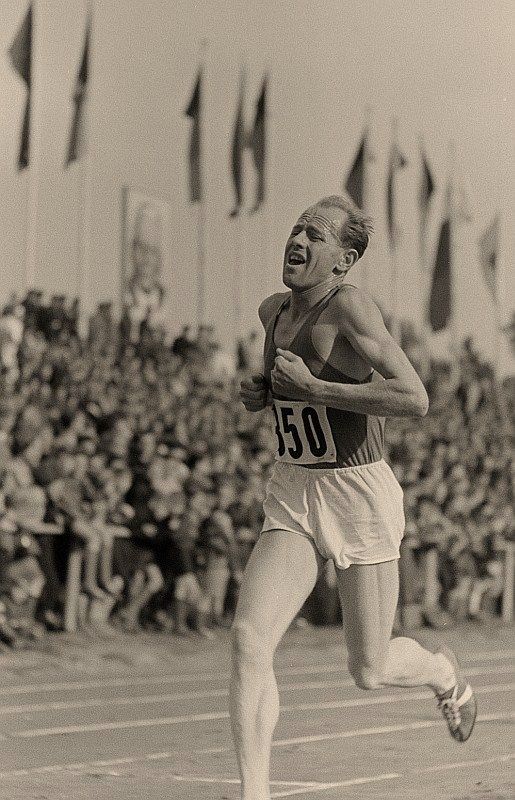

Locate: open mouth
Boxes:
[287,250,306,266]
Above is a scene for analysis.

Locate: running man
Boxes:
[230,195,476,800]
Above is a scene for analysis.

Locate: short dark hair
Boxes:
[315,195,374,259]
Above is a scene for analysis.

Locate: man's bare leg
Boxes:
[337,560,456,693]
[230,530,322,800]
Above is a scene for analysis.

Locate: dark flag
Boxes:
[418,148,435,223]
[185,70,202,202]
[478,214,500,302]
[386,142,407,248]
[8,4,32,170]
[249,77,267,212]
[344,134,366,208]
[418,146,435,271]
[65,20,90,166]
[429,216,451,332]
[230,73,245,217]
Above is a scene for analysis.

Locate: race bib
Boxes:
[271,400,337,465]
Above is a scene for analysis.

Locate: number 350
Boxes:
[272,405,328,459]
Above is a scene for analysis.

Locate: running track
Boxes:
[0,625,513,799]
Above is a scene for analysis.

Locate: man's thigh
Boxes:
[336,560,399,669]
[235,529,323,647]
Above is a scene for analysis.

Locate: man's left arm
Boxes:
[271,287,429,418]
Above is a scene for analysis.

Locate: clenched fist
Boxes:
[271,348,316,400]
[239,373,269,412]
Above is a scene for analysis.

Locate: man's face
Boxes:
[283,205,348,290]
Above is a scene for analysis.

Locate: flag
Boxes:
[418,147,435,222]
[428,215,451,332]
[230,73,245,217]
[386,141,407,248]
[65,20,90,166]
[249,76,267,212]
[344,133,366,208]
[418,146,435,271]
[8,4,32,170]
[478,214,500,302]
[185,69,202,202]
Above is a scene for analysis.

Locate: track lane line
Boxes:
[272,712,513,748]
[0,746,511,787]
[288,682,514,712]
[269,754,514,798]
[0,648,512,696]
[1,664,511,716]
[199,711,513,755]
[417,753,514,773]
[170,776,322,787]
[12,688,513,739]
[270,774,402,797]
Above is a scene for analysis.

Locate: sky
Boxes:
[0,0,513,370]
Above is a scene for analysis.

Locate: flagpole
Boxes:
[418,134,428,310]
[250,70,270,324]
[254,71,270,308]
[491,214,502,379]
[490,213,502,377]
[418,135,433,344]
[197,159,207,329]
[23,158,30,293]
[77,141,86,332]
[25,141,38,291]
[447,140,461,380]
[362,104,373,295]
[231,64,246,347]
[489,216,511,479]
[389,117,400,343]
[264,72,274,305]
[234,211,244,342]
[390,249,400,342]
[261,71,270,302]
[26,3,37,293]
[78,0,93,338]
[197,39,208,328]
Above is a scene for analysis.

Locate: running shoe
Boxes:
[436,646,477,743]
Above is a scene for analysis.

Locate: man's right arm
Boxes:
[240,293,285,412]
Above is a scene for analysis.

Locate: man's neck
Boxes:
[290,274,346,318]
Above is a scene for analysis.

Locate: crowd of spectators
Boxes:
[393,327,513,627]
[0,293,512,649]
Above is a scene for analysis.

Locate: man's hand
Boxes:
[239,373,269,411]
[271,349,316,399]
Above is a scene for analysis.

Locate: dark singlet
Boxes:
[263,286,385,469]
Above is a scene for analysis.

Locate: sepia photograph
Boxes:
[0,1,513,799]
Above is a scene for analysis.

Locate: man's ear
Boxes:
[333,248,359,274]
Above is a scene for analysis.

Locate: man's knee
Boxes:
[348,658,383,691]
[231,619,274,671]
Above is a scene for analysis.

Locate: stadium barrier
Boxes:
[30,528,515,632]
[35,523,130,633]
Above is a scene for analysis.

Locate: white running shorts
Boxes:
[261,459,405,569]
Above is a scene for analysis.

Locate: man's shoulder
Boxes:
[327,283,384,333]
[330,283,378,310]
[258,292,290,327]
